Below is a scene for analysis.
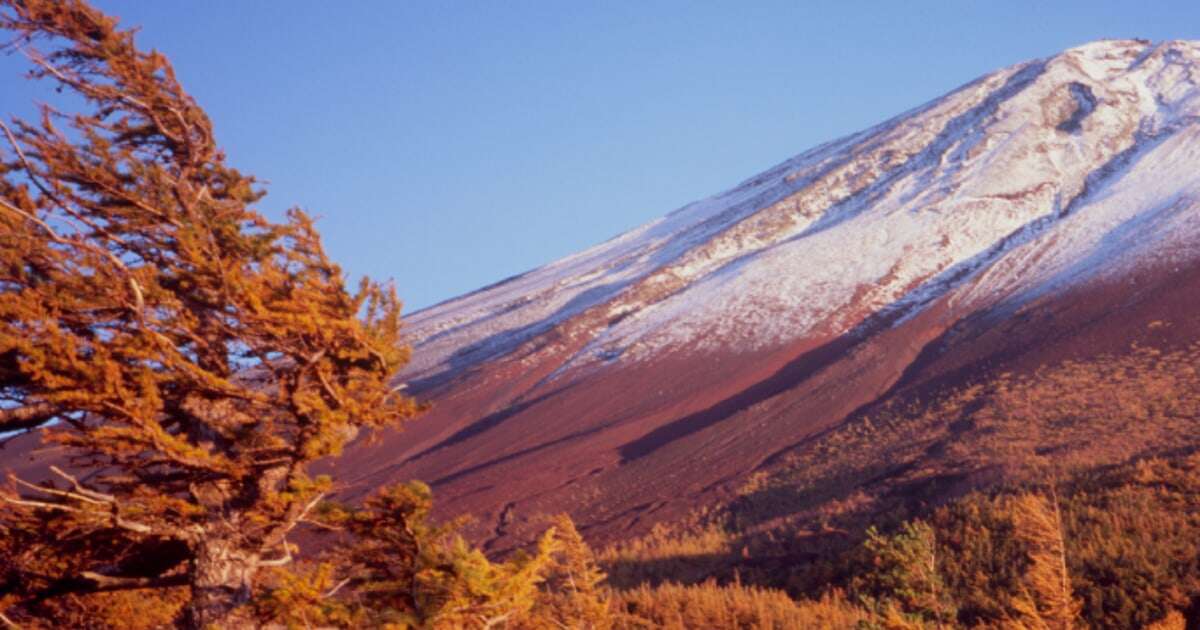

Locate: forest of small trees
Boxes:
[1,2,1197,629]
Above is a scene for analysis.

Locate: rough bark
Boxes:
[183,538,258,630]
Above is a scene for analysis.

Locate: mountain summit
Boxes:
[337,39,1200,550]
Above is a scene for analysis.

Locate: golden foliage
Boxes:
[600,521,736,588]
[522,514,614,630]
[1144,610,1187,630]
[258,483,559,629]
[0,0,418,626]
[611,581,868,629]
[591,344,1200,629]
[0,587,186,630]
[853,520,955,626]
[729,342,1200,547]
[1004,493,1081,630]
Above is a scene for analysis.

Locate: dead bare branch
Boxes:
[81,571,188,591]
[0,608,21,630]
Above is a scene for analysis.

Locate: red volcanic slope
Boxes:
[332,261,1200,552]
[327,40,1200,550]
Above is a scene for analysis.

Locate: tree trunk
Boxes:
[183,538,258,630]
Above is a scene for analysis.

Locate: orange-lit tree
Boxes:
[258,482,561,628]
[0,0,418,626]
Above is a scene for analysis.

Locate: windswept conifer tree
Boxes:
[0,0,418,626]
[1006,492,1081,630]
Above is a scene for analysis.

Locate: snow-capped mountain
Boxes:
[336,40,1200,549]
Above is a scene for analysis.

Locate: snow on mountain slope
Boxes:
[331,40,1200,549]
[403,39,1200,388]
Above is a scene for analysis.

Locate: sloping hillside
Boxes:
[326,39,1200,557]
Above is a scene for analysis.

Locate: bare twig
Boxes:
[299,517,343,532]
[81,571,187,591]
[49,465,116,502]
[5,473,155,535]
[111,513,154,535]
[258,540,293,567]
[0,493,84,514]
[0,197,68,246]
[10,474,107,505]
[323,577,351,599]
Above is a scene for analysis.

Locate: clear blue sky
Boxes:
[2,2,1197,311]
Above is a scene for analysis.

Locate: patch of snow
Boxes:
[400,39,1200,384]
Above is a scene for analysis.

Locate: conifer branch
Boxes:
[0,402,57,432]
[5,472,157,535]
[80,571,188,591]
